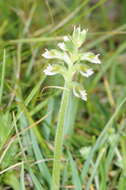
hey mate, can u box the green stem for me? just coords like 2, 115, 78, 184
51, 80, 70, 190
0, 49, 6, 106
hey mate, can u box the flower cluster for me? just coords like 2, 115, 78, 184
42, 26, 101, 101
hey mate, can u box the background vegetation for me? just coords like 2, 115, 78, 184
0, 0, 126, 189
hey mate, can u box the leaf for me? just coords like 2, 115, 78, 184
68, 150, 82, 190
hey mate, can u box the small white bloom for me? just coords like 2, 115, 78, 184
80, 68, 94, 78
73, 87, 87, 101
80, 90, 87, 101
42, 49, 53, 59
82, 52, 101, 64
63, 36, 69, 42
42, 49, 71, 64
42, 49, 63, 60
58, 43, 66, 51
43, 64, 57, 76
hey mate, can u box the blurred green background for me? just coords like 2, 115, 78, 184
0, 0, 126, 189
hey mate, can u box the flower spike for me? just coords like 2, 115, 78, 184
42, 26, 101, 101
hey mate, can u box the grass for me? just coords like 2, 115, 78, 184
0, 0, 126, 189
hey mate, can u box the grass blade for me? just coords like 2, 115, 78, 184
0, 49, 6, 105
68, 150, 82, 190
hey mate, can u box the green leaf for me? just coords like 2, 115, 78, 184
68, 150, 82, 190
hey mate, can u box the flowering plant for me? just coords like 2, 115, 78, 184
43, 26, 101, 102
42, 26, 101, 190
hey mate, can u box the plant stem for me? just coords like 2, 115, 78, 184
51, 80, 70, 190
0, 49, 6, 106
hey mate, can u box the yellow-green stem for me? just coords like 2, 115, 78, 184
51, 80, 70, 190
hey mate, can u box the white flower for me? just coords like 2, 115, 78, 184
42, 49, 53, 59
63, 36, 69, 42
81, 52, 101, 64
79, 90, 87, 101
80, 68, 94, 78
58, 42, 66, 51
42, 49, 71, 64
43, 64, 57, 76
42, 49, 64, 60
73, 87, 87, 101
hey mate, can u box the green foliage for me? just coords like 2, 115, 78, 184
0, 112, 12, 149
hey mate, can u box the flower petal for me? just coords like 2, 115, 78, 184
42, 49, 62, 59
80, 68, 94, 77
73, 86, 87, 101
57, 42, 67, 51
43, 64, 58, 76
42, 49, 52, 59
80, 90, 87, 101
81, 52, 101, 64
42, 49, 71, 64
63, 36, 70, 42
